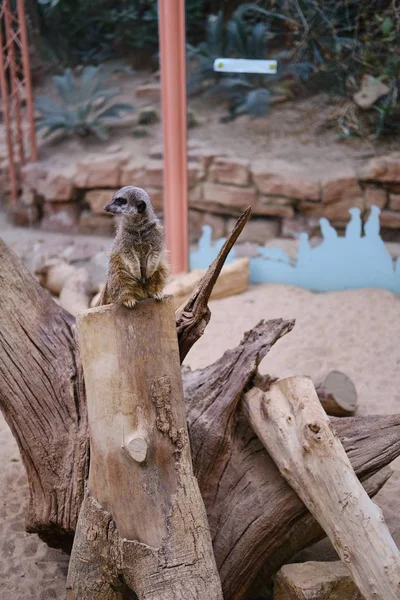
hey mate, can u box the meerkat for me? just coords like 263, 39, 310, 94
96, 186, 169, 308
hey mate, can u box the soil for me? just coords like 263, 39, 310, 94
4, 64, 397, 173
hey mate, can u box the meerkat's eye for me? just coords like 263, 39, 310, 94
137, 201, 146, 214
115, 197, 127, 206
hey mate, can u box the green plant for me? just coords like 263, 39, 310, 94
187, 11, 276, 118
33, 0, 207, 66
35, 65, 134, 140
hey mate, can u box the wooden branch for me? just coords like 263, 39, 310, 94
248, 465, 393, 599
243, 378, 400, 600
316, 370, 358, 417
182, 321, 400, 599
2, 237, 400, 600
0, 238, 87, 548
176, 206, 251, 363
67, 299, 223, 599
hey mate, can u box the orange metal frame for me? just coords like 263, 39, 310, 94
158, 0, 189, 274
0, 0, 37, 204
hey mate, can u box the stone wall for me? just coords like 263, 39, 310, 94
5, 144, 400, 244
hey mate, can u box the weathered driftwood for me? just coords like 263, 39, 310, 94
315, 370, 358, 417
0, 238, 87, 548
175, 206, 251, 363
2, 219, 400, 599
244, 378, 400, 600
165, 257, 249, 308
182, 325, 400, 599
67, 300, 222, 599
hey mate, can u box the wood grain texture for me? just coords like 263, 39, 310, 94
176, 207, 251, 362
67, 299, 223, 599
244, 378, 400, 600
182, 323, 400, 599
0, 238, 88, 548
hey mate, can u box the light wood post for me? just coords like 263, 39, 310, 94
66, 298, 223, 599
244, 377, 400, 600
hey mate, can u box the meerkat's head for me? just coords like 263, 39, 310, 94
104, 186, 153, 219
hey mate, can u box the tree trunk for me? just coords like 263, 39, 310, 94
2, 230, 400, 599
0, 238, 87, 549
244, 378, 400, 600
66, 299, 223, 599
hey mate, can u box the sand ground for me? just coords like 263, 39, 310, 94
1, 223, 400, 598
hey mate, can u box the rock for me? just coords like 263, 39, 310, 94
148, 143, 164, 160
299, 197, 364, 222
379, 210, 400, 229
188, 148, 220, 171
27, 165, 76, 202
137, 106, 160, 125
78, 211, 116, 236
41, 201, 80, 233
120, 160, 147, 187
359, 154, 400, 182
189, 184, 203, 203
274, 561, 363, 600
353, 75, 390, 109
21, 162, 47, 190
61, 241, 109, 264
75, 153, 130, 188
189, 209, 226, 243
8, 202, 39, 227
364, 185, 388, 209
321, 169, 362, 204
135, 83, 161, 100
59, 267, 92, 317
202, 182, 257, 210
39, 260, 77, 295
389, 193, 400, 211
281, 215, 320, 239
144, 160, 164, 188
187, 162, 204, 188
255, 197, 295, 218
227, 216, 280, 245
84, 189, 117, 215
107, 144, 122, 153
187, 109, 200, 128
251, 159, 320, 201
88, 252, 110, 288
209, 157, 250, 186
147, 187, 163, 211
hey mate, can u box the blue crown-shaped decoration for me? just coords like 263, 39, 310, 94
189, 206, 400, 295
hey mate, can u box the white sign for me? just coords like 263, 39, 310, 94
213, 58, 277, 74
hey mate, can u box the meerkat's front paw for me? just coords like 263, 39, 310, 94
123, 298, 137, 309
153, 292, 165, 301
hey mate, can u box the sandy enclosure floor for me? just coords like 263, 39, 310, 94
1, 282, 400, 598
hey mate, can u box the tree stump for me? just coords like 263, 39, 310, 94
66, 299, 223, 599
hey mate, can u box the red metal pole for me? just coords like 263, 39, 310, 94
0, 8, 18, 204
4, 0, 25, 166
17, 0, 38, 162
158, 0, 189, 274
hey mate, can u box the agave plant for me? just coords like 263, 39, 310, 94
35, 65, 134, 140
187, 10, 275, 119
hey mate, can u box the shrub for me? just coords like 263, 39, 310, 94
35, 65, 134, 140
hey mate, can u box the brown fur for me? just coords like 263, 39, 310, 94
97, 186, 169, 308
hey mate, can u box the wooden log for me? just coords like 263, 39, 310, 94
176, 207, 251, 362
66, 299, 223, 599
2, 236, 400, 599
0, 238, 87, 548
243, 378, 400, 600
165, 257, 249, 309
316, 370, 358, 417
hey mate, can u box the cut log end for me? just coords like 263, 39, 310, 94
316, 370, 358, 417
